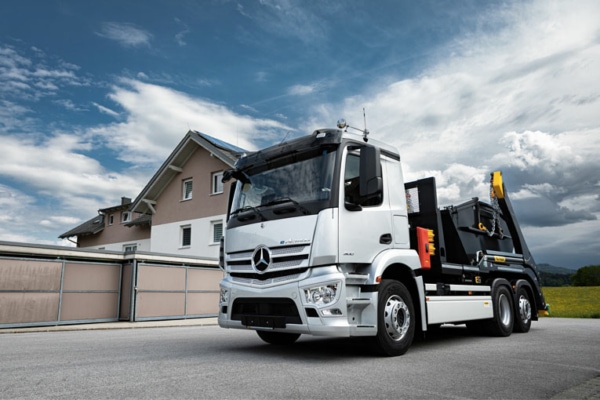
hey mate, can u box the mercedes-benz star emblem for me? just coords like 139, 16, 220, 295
252, 245, 272, 273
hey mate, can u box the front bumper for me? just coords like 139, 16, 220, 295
218, 266, 377, 337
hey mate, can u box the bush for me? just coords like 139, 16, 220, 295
571, 265, 600, 287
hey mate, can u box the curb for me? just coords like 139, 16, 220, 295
0, 317, 219, 334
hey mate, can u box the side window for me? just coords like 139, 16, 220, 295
344, 153, 361, 204
183, 179, 193, 200
212, 171, 224, 195
123, 244, 137, 252
344, 149, 383, 207
181, 225, 191, 248
121, 211, 131, 223
211, 221, 223, 244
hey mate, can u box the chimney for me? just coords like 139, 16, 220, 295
121, 197, 132, 205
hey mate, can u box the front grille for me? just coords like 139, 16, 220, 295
231, 271, 306, 286
226, 244, 310, 276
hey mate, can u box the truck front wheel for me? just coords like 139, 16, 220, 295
371, 280, 415, 356
256, 330, 301, 345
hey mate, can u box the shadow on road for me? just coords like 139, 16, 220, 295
222, 324, 482, 360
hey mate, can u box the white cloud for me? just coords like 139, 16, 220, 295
238, 0, 331, 45
0, 134, 144, 215
288, 84, 317, 96
90, 79, 291, 165
92, 102, 119, 117
0, 44, 88, 103
174, 18, 190, 46
96, 22, 152, 47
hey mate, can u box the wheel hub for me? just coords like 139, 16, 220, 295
384, 295, 410, 341
519, 295, 531, 323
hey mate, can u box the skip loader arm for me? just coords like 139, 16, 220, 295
491, 171, 548, 314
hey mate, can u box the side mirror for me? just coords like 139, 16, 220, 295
359, 145, 382, 198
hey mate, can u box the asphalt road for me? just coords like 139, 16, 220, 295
1, 318, 599, 399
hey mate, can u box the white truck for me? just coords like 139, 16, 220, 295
217, 121, 547, 356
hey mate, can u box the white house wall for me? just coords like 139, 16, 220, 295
150, 215, 225, 259
87, 238, 152, 252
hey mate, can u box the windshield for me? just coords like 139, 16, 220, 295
231, 149, 337, 216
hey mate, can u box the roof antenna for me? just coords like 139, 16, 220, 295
279, 130, 291, 144
336, 108, 370, 142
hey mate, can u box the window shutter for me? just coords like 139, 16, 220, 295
213, 222, 223, 243
183, 179, 193, 200
182, 226, 192, 247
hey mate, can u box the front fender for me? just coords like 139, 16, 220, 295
368, 248, 422, 284
367, 249, 427, 332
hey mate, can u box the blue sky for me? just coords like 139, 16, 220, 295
1, 0, 599, 269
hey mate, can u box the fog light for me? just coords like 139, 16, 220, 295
321, 308, 343, 316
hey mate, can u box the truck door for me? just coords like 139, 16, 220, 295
339, 145, 393, 263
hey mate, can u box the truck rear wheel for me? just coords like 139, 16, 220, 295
485, 284, 514, 336
513, 287, 532, 333
256, 330, 301, 345
371, 280, 415, 356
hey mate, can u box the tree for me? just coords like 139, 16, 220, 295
571, 265, 600, 287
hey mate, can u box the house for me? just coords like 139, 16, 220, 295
58, 197, 151, 252
59, 130, 246, 259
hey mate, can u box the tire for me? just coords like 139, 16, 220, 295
371, 280, 415, 356
256, 330, 301, 345
485, 284, 514, 337
513, 286, 532, 333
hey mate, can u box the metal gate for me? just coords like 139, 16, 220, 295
131, 262, 221, 321
0, 256, 121, 329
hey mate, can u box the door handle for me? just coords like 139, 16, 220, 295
380, 233, 392, 244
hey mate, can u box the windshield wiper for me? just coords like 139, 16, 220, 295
231, 205, 267, 221
260, 197, 310, 215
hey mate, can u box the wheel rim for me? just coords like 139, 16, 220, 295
384, 294, 410, 341
519, 294, 531, 324
498, 293, 512, 327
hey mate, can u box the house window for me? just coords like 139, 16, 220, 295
212, 171, 224, 195
108, 214, 114, 225
121, 211, 131, 223
211, 221, 223, 244
123, 244, 137, 252
181, 225, 192, 248
183, 178, 193, 200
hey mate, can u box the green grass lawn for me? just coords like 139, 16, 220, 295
541, 286, 600, 318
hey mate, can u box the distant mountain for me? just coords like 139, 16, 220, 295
537, 263, 574, 287
537, 263, 577, 274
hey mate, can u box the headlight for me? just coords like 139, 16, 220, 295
303, 282, 339, 307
